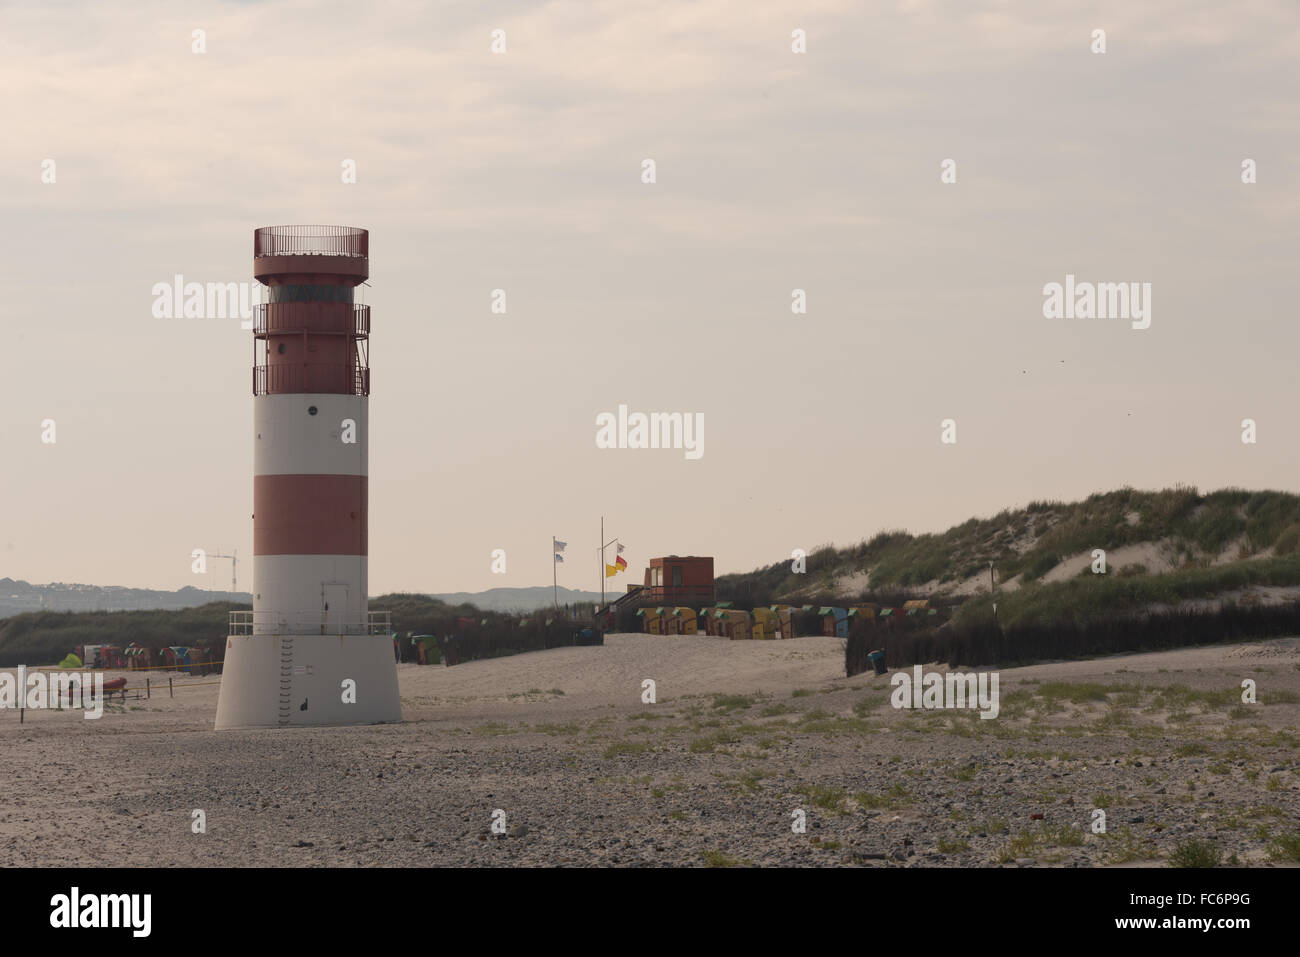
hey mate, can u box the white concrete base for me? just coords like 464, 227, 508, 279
215, 633, 401, 730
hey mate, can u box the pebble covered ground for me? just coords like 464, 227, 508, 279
2, 634, 1297, 867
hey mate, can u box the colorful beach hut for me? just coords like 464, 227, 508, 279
163, 646, 191, 672
718, 609, 752, 640
77, 644, 106, 668
711, 609, 728, 637
636, 607, 666, 635
667, 607, 697, 635
847, 605, 878, 626
768, 604, 796, 639
187, 646, 212, 676
123, 643, 152, 671
703, 601, 735, 637
413, 635, 439, 665
819, 607, 850, 638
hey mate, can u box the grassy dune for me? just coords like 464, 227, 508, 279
719, 486, 1300, 628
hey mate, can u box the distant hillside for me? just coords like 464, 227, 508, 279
717, 486, 1300, 626
0, 578, 601, 620
426, 586, 603, 612
0, 578, 251, 620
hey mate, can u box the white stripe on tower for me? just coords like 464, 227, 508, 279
252, 394, 368, 635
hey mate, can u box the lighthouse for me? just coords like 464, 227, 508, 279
215, 225, 401, 730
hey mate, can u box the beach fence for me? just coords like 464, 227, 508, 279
845, 620, 876, 678
437, 616, 601, 667
845, 600, 1300, 676
5, 667, 226, 721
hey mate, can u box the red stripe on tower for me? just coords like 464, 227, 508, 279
253, 474, 367, 555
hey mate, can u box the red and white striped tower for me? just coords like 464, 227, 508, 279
215, 225, 401, 729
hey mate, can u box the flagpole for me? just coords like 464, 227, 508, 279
553, 536, 558, 612
600, 515, 605, 618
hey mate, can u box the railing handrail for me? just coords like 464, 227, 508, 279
254, 226, 368, 259
636, 585, 716, 603
229, 610, 389, 621
252, 302, 369, 337
253, 362, 370, 397
229, 610, 391, 636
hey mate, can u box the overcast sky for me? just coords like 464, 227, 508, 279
2, 0, 1298, 596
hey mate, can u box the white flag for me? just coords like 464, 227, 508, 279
616, 542, 625, 554
553, 538, 567, 552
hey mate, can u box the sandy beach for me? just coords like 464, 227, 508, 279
2, 633, 1297, 867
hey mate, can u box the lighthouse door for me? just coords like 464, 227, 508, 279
321, 582, 350, 635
